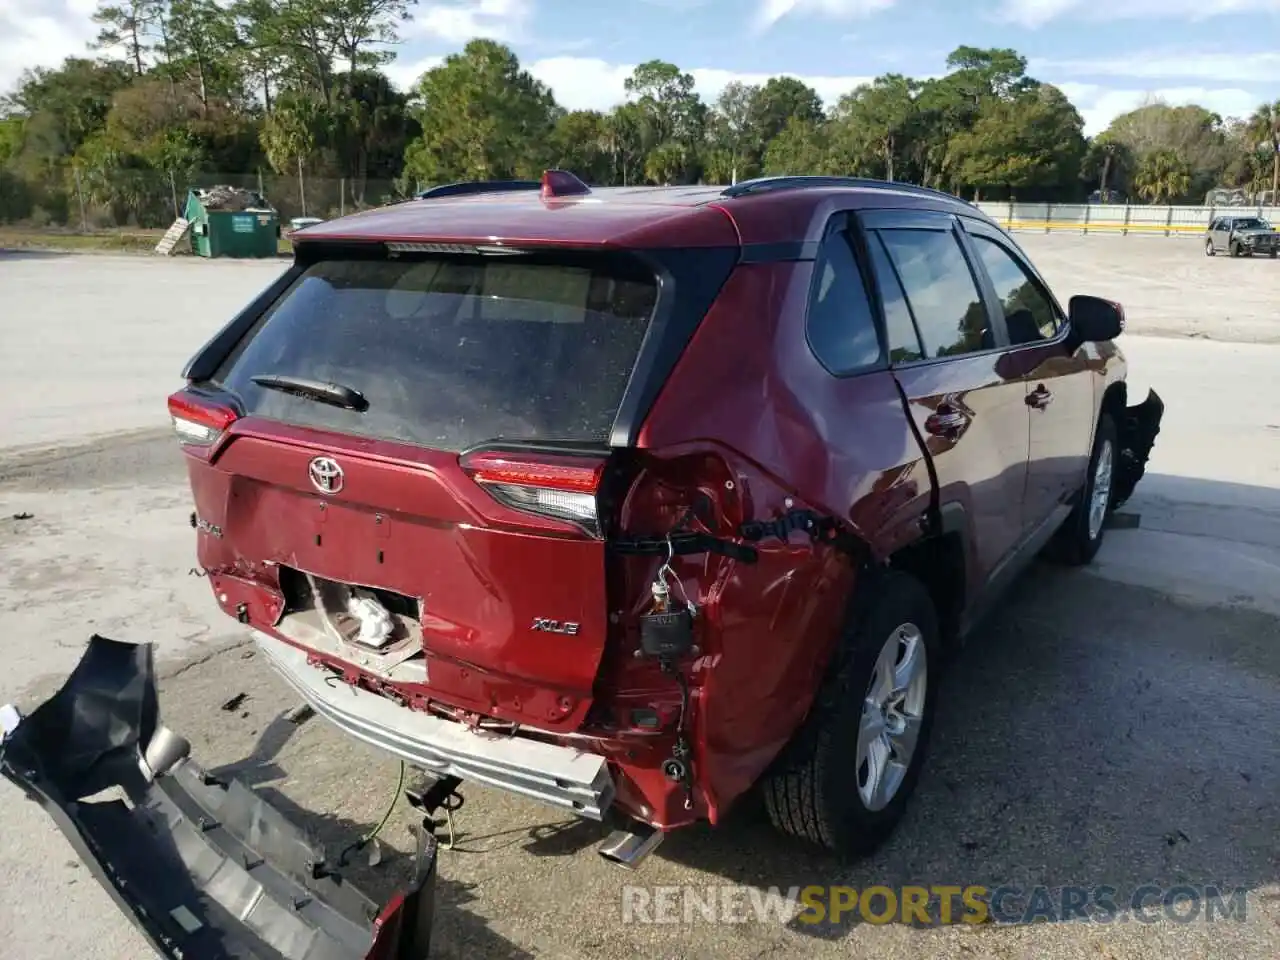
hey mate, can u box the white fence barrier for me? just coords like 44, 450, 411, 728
972, 202, 1280, 238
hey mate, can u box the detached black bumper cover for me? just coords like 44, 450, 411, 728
0, 636, 435, 960
1114, 388, 1164, 508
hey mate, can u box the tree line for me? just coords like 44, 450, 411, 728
0, 0, 1277, 228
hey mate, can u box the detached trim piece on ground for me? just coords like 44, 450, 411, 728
0, 635, 437, 960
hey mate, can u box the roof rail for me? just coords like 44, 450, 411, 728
419, 179, 541, 200
720, 175, 963, 204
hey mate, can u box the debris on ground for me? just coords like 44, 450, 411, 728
286, 703, 315, 725
220, 692, 248, 712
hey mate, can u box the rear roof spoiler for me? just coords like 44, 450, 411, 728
418, 170, 592, 201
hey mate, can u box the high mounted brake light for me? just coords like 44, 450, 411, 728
167, 390, 238, 447
384, 242, 478, 254
384, 241, 529, 256
461, 451, 606, 536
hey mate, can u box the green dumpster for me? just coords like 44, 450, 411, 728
185, 186, 280, 258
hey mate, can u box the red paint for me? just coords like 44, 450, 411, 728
175, 180, 1139, 837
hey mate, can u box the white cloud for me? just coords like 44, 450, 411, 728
1034, 51, 1280, 84
999, 0, 1280, 28
687, 67, 876, 109
388, 53, 875, 111
1056, 81, 1264, 134
524, 57, 636, 110
408, 0, 534, 45
754, 0, 898, 32
531, 59, 877, 112
384, 56, 446, 92
0, 0, 99, 97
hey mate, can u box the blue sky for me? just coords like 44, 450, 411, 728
3, 0, 1279, 133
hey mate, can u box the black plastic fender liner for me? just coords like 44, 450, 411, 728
0, 636, 436, 960
1114, 388, 1165, 508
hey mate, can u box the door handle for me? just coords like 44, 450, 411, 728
1026, 385, 1053, 409
924, 409, 969, 437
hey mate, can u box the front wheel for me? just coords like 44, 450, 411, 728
1048, 413, 1117, 566
1230, 241, 1242, 257
762, 572, 940, 859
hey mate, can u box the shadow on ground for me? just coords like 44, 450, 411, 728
13, 479, 1278, 957
0, 249, 74, 259
650, 562, 1280, 936
173, 560, 1280, 951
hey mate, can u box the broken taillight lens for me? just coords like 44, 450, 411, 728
461, 451, 607, 536
167, 390, 238, 448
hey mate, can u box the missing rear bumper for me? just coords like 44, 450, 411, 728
0, 635, 436, 960
253, 631, 616, 820
1114, 388, 1164, 508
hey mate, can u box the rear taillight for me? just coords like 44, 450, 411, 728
461, 451, 607, 536
167, 390, 238, 448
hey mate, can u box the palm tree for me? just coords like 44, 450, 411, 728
1085, 133, 1130, 194
1247, 101, 1280, 200
1133, 150, 1192, 204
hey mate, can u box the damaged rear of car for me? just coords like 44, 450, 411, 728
169, 192, 746, 847
160, 173, 1164, 874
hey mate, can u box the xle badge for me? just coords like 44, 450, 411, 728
531, 618, 580, 636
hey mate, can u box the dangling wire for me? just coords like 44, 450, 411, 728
337, 760, 406, 867
657, 533, 697, 616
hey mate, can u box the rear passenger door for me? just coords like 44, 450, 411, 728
1214, 218, 1232, 249
860, 209, 1029, 589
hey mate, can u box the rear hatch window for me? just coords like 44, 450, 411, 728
214, 252, 659, 451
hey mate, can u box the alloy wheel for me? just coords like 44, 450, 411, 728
856, 623, 928, 812
1088, 438, 1114, 541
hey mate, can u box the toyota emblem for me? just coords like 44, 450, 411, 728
308, 456, 344, 494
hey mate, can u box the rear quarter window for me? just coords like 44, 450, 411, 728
214, 254, 658, 451
806, 230, 883, 374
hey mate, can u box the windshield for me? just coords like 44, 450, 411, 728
214, 253, 659, 451
1234, 218, 1268, 230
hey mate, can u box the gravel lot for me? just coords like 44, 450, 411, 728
1014, 232, 1280, 344
2, 237, 1279, 960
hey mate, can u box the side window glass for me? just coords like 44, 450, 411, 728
876, 228, 990, 358
867, 233, 923, 362
806, 229, 882, 375
970, 234, 1060, 344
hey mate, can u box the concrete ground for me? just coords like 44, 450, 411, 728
1, 237, 1278, 959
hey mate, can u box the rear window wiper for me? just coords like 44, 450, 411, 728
250, 374, 369, 412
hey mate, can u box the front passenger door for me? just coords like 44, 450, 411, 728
963, 221, 1094, 529
861, 209, 1030, 590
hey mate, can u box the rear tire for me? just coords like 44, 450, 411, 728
1205, 239, 1215, 256
1047, 413, 1117, 566
762, 572, 940, 859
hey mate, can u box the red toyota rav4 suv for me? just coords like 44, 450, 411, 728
169, 172, 1162, 866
